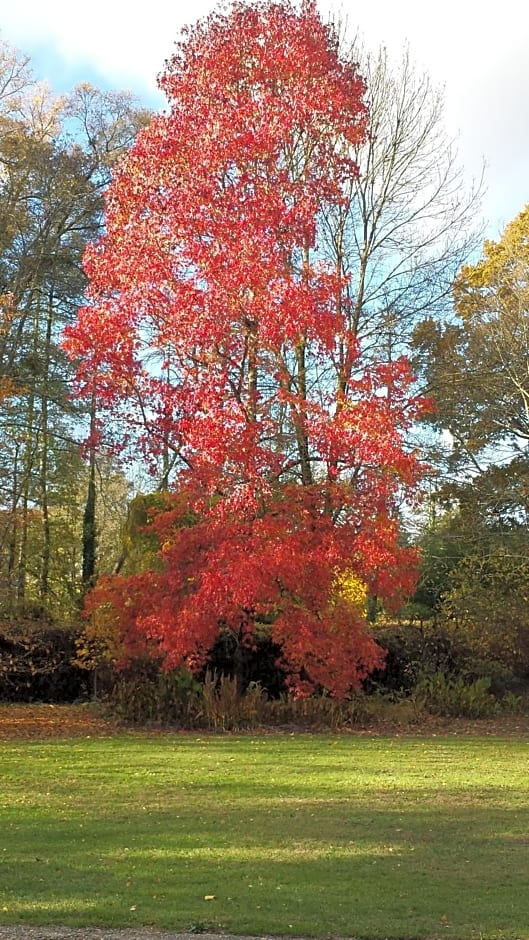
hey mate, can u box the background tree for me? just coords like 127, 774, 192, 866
415, 205, 529, 464
321, 37, 482, 365
67, 0, 427, 697
410, 206, 529, 679
0, 41, 149, 619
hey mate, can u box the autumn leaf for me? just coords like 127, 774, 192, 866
66, 0, 426, 699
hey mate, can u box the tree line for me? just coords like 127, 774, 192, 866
1, 2, 527, 702
0, 41, 149, 620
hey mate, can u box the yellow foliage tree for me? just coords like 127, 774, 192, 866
335, 571, 368, 616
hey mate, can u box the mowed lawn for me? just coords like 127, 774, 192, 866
1, 728, 529, 939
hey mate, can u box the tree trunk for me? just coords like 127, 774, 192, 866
82, 393, 97, 590
38, 291, 54, 601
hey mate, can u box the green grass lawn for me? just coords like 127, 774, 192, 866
1, 730, 528, 939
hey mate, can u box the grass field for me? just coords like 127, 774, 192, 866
1, 727, 528, 939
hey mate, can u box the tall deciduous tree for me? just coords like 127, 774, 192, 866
66, 0, 427, 697
0, 39, 148, 618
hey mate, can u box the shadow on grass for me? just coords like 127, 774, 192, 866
1, 795, 529, 939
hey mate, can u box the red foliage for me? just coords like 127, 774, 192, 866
66, 0, 428, 697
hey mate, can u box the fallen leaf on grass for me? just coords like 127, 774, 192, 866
0, 704, 118, 740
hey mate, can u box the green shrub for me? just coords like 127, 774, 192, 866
458, 655, 524, 697
366, 623, 473, 695
500, 690, 524, 713
413, 671, 499, 719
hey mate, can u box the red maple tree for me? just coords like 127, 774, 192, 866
65, 0, 427, 697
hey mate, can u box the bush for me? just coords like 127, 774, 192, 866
204, 629, 288, 698
110, 664, 203, 726
0, 618, 90, 702
267, 691, 366, 729
441, 550, 529, 676
366, 623, 472, 695
109, 664, 368, 731
413, 672, 499, 719
461, 656, 524, 697
200, 673, 270, 730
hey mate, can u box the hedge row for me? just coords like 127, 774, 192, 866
0, 619, 90, 702
0, 618, 524, 706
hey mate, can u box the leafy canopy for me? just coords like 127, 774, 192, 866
66, 0, 426, 697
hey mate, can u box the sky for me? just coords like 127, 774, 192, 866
1, 0, 528, 240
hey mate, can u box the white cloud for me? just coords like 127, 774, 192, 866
2, 0, 212, 96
